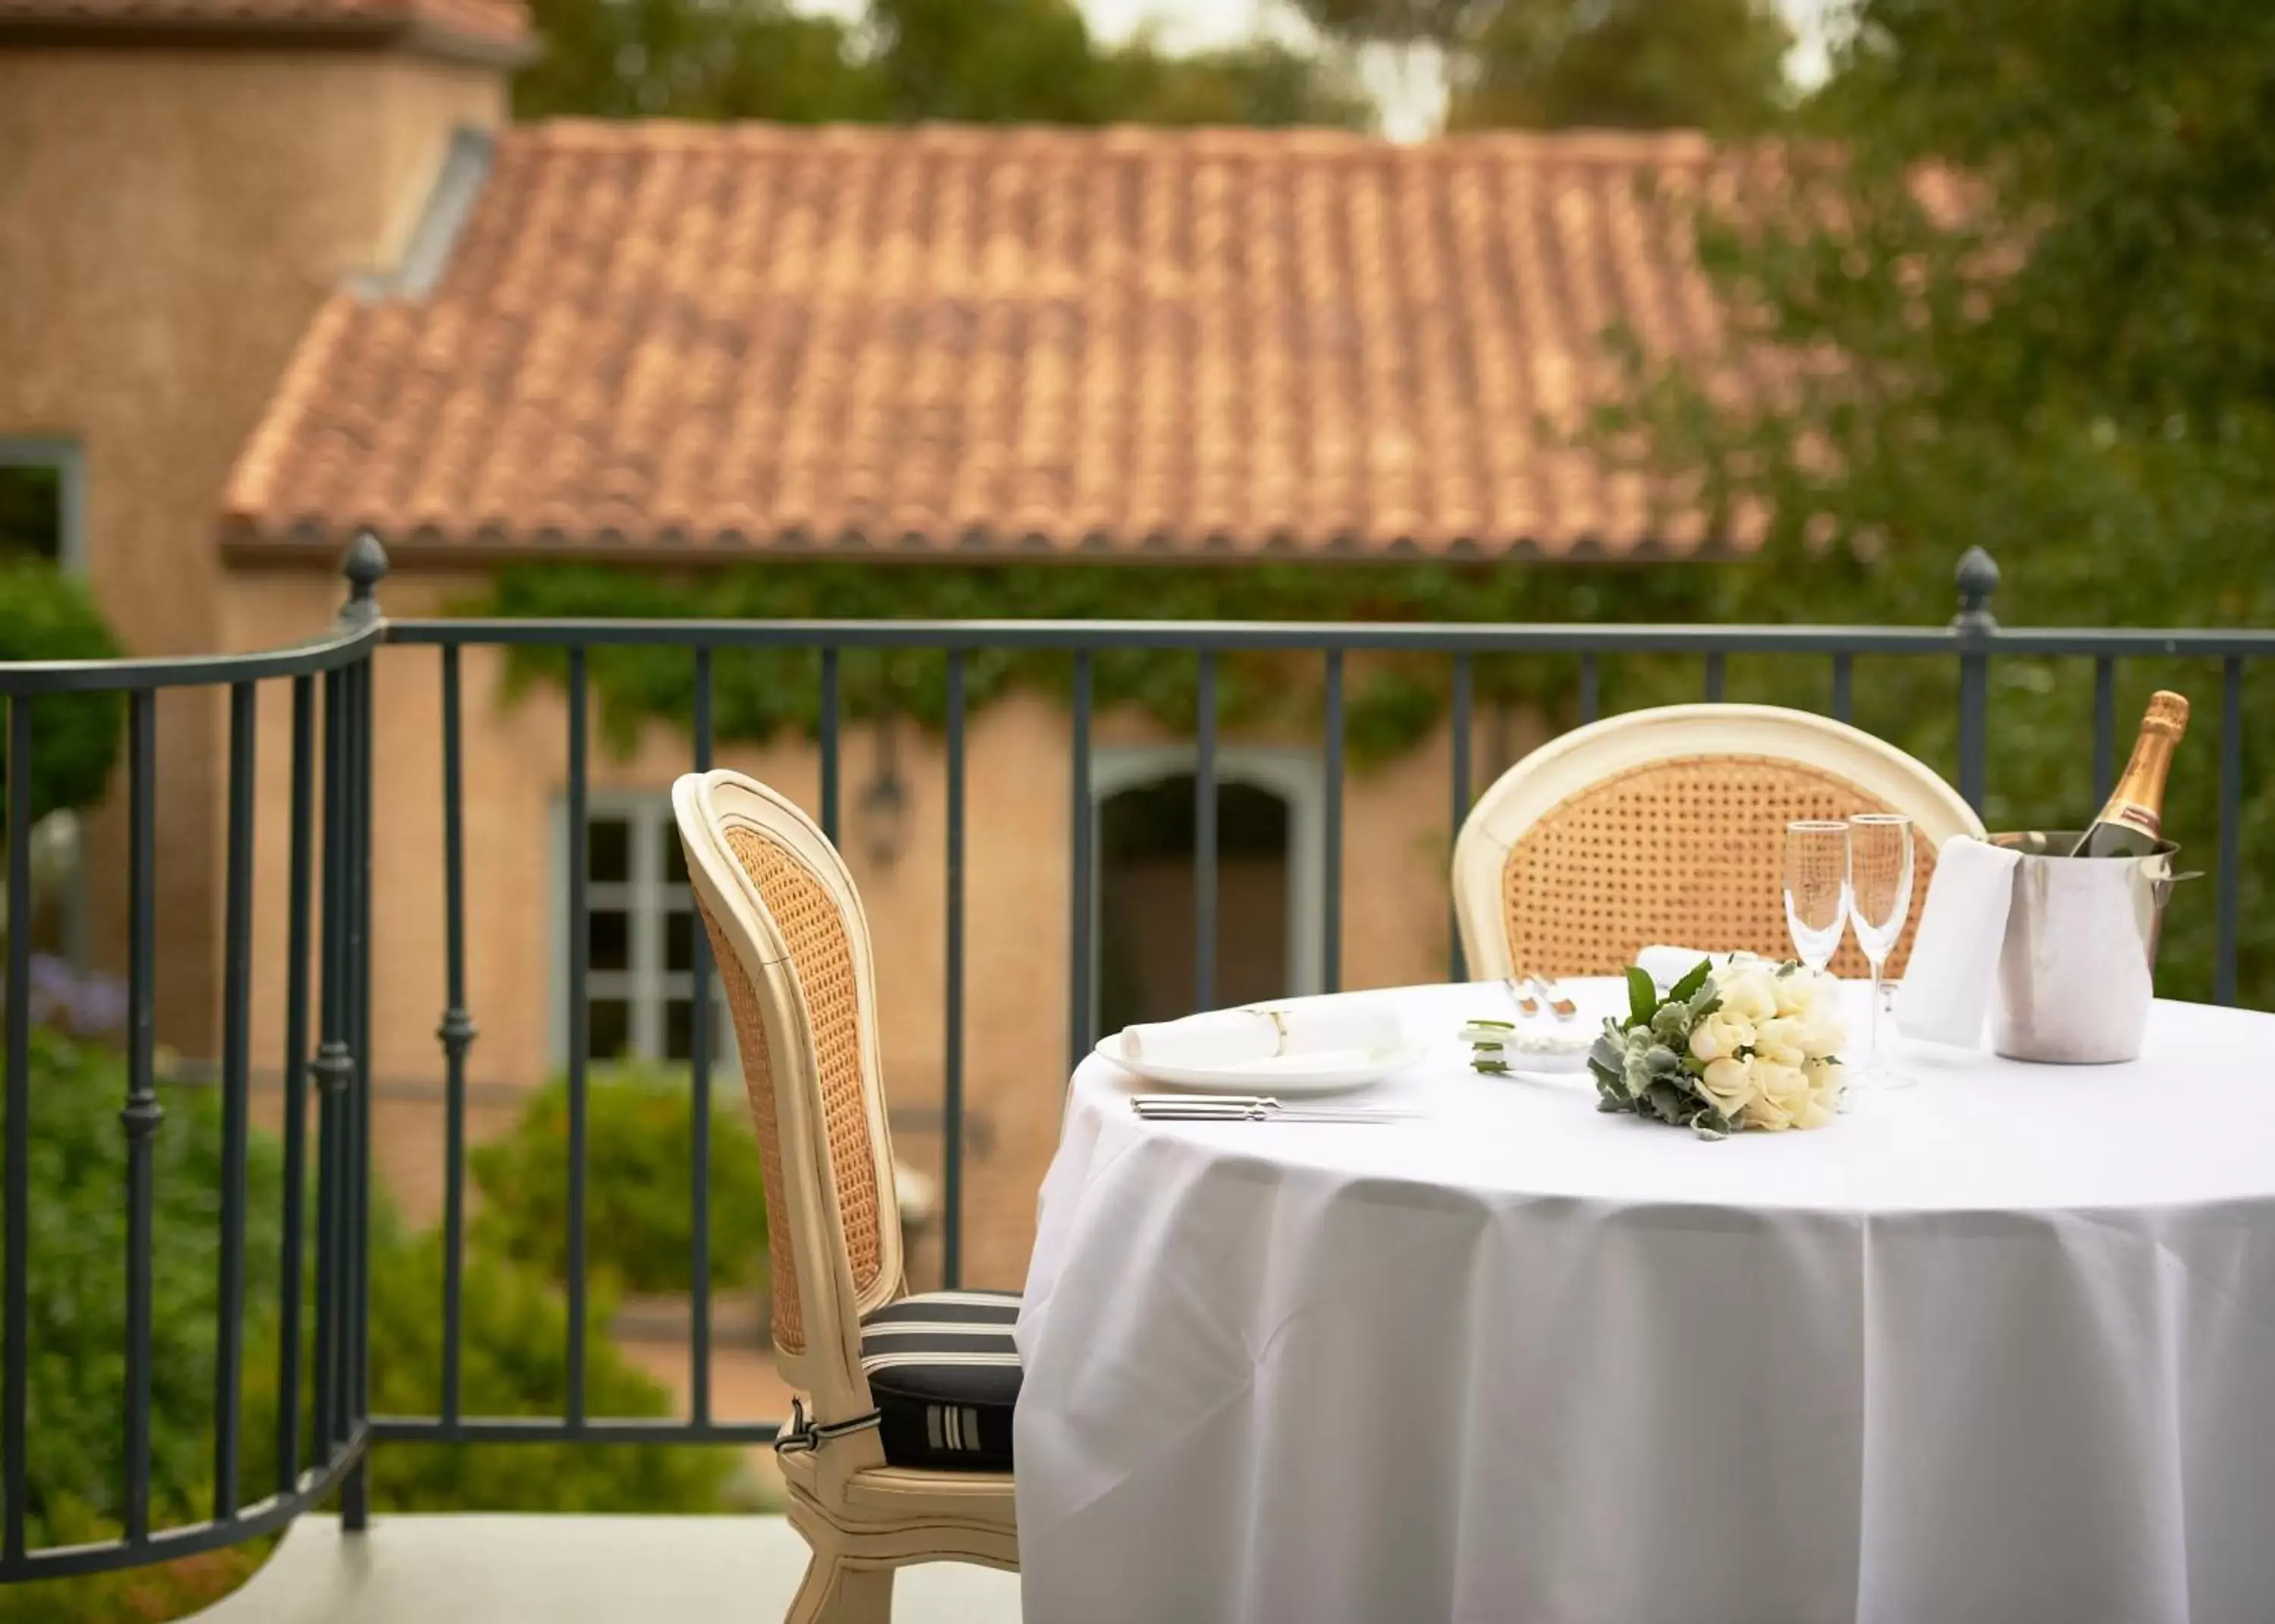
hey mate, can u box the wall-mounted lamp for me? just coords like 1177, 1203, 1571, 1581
855, 711, 911, 868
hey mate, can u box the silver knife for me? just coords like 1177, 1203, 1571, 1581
1132, 1099, 1416, 1124
1131, 1093, 1422, 1115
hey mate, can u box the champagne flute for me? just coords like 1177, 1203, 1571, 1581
1783, 821, 1851, 973
1845, 813, 1916, 1088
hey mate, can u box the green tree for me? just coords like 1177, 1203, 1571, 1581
1598, 0, 2275, 1005
513, 0, 884, 121
513, 0, 1373, 128
1448, 0, 1792, 131
1290, 0, 1791, 131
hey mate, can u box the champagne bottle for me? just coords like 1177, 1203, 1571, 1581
2068, 691, 2189, 857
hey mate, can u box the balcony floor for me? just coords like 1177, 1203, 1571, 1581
194, 1513, 1023, 1623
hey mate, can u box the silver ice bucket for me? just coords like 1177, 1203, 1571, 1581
1988, 832, 2186, 1064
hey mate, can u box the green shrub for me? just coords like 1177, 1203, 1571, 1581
0, 560, 123, 821
0, 1032, 739, 1622
470, 1061, 769, 1296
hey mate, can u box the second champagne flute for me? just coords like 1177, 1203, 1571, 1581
1845, 812, 1916, 1089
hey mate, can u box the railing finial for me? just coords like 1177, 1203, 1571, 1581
1953, 546, 2000, 632
340, 531, 390, 625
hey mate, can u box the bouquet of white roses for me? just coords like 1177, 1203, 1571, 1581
1588, 957, 1847, 1140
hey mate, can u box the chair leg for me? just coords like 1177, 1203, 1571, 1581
786, 1549, 894, 1624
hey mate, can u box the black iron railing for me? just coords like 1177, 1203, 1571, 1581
0, 541, 385, 1579
1, 535, 2270, 1580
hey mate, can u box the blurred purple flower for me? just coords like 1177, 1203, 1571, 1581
24, 954, 127, 1038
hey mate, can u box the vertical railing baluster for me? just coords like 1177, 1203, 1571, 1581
121, 692, 159, 1541
1953, 547, 2000, 816
312, 672, 345, 1460
276, 676, 313, 1494
1068, 651, 1094, 1077
943, 651, 966, 1290
212, 682, 256, 1519
1831, 654, 1853, 723
1578, 654, 1600, 726
3, 697, 33, 1563
820, 647, 841, 845
2216, 657, 2243, 1007
1194, 651, 1217, 1011
344, 654, 375, 1528
565, 649, 589, 1426
438, 646, 473, 1427
1703, 651, 1726, 702
1449, 653, 1473, 981
689, 648, 713, 1427
1323, 650, 1344, 995
2092, 656, 2117, 805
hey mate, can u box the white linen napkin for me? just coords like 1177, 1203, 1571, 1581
1634, 945, 1740, 993
1894, 834, 2023, 1049
1119, 1002, 1403, 1071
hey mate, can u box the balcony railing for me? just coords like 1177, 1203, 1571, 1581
1, 535, 2268, 1582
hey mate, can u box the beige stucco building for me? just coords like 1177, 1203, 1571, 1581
5, 5, 1735, 1293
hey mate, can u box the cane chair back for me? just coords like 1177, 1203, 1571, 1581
1454, 705, 1984, 983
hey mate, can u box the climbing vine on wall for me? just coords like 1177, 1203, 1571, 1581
472, 560, 1718, 767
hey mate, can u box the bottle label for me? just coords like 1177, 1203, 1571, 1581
2108, 801, 2161, 839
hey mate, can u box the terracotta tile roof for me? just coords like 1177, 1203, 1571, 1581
0, 0, 529, 49
225, 121, 1774, 563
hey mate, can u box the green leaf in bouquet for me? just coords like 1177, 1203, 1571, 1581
1624, 966, 1658, 1028
1668, 958, 1714, 1004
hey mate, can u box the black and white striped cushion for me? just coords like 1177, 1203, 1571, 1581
858, 1290, 1021, 1471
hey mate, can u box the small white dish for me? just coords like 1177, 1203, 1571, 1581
1094, 1036, 1426, 1097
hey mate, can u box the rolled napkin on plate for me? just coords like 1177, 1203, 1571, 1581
1119, 1002, 1404, 1074
1894, 833, 2023, 1049
1633, 945, 1743, 994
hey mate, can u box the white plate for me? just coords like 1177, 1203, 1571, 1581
1092, 1036, 1428, 1097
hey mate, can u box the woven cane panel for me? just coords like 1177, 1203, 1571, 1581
721, 826, 886, 1306
1498, 754, 1938, 980
698, 904, 807, 1355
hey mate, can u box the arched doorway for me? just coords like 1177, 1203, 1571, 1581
1092, 748, 1322, 1033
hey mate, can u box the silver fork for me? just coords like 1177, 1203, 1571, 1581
1527, 975, 1579, 1022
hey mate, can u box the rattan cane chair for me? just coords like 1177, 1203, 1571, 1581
1453, 704, 1985, 983
673, 770, 1017, 1624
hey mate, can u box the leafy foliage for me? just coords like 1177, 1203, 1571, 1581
513, 0, 1372, 129
1290, 0, 1792, 132
1446, 0, 1793, 132
475, 558, 1714, 770
0, 559, 122, 822
351, 1226, 739, 1513
1597, 0, 2275, 1009
1586, 958, 1734, 1134
471, 1063, 770, 1296
0, 1030, 736, 1622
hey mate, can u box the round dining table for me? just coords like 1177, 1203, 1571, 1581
1013, 980, 2275, 1624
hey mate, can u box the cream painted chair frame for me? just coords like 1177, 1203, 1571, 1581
674, 770, 1016, 1624
1453, 704, 1985, 982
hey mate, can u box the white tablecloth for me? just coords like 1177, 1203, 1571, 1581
1015, 981, 2275, 1624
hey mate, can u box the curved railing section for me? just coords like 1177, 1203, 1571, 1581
0, 542, 386, 1581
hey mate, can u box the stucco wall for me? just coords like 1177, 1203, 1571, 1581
0, 45, 506, 1047
221, 568, 1527, 1292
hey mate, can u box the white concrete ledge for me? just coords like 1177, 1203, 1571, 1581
193, 1513, 1021, 1622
